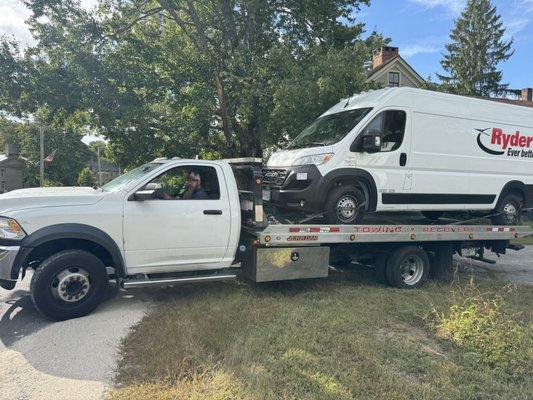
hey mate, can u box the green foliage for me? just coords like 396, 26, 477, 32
77, 166, 96, 186
438, 0, 514, 96
432, 280, 531, 375
0, 0, 385, 168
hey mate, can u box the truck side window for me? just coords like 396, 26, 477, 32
362, 110, 406, 152
145, 165, 220, 200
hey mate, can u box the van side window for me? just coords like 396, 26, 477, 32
362, 110, 406, 152
143, 165, 220, 200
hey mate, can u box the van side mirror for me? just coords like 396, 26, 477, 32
352, 129, 382, 153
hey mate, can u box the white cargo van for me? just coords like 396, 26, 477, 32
263, 87, 533, 224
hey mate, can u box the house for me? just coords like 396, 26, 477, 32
87, 159, 121, 184
0, 144, 25, 193
366, 46, 426, 88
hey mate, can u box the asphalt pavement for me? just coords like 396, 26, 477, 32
0, 246, 531, 400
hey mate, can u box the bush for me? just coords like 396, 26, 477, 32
431, 280, 532, 376
77, 167, 96, 186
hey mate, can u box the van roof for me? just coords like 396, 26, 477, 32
324, 87, 533, 126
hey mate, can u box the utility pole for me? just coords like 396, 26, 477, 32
97, 145, 102, 186
39, 125, 44, 187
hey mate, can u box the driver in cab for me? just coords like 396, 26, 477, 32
164, 170, 208, 200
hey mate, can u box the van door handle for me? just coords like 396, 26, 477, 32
203, 209, 223, 215
399, 153, 407, 167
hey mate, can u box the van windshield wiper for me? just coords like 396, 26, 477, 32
305, 141, 326, 147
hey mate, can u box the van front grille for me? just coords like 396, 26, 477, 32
262, 169, 287, 186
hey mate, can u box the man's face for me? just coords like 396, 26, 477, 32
187, 173, 200, 190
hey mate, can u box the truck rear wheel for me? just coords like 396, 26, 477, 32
30, 250, 109, 321
324, 185, 365, 225
385, 246, 430, 289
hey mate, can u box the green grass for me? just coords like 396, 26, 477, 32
517, 235, 533, 245
110, 267, 533, 400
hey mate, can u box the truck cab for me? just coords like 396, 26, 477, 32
0, 159, 241, 319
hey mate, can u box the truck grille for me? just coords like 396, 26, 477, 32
262, 169, 287, 186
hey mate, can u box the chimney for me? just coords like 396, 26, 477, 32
373, 46, 399, 69
521, 88, 533, 102
4, 143, 20, 157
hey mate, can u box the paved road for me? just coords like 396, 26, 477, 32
0, 246, 531, 400
0, 277, 150, 400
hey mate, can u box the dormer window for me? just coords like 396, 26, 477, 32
388, 71, 400, 87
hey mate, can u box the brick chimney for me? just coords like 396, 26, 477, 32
373, 46, 399, 69
521, 88, 533, 102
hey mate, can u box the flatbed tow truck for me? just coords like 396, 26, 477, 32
0, 157, 531, 320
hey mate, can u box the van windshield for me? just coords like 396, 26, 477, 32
286, 108, 372, 150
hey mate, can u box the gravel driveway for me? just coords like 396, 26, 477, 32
1, 246, 531, 400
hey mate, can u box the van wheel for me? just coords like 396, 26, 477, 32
324, 185, 365, 224
491, 192, 523, 225
422, 211, 443, 221
30, 250, 109, 321
385, 246, 430, 289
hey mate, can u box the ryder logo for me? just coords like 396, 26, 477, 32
475, 127, 533, 158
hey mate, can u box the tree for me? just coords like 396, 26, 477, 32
77, 167, 96, 186
0, 0, 386, 167
438, 0, 513, 97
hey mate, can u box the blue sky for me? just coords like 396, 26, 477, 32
356, 0, 533, 89
0, 0, 531, 89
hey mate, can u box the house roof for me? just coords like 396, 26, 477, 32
366, 55, 426, 85
0, 154, 27, 165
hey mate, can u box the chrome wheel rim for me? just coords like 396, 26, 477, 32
400, 256, 424, 285
51, 267, 91, 303
336, 195, 358, 222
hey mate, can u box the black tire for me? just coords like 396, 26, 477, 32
385, 246, 430, 289
422, 211, 444, 221
30, 250, 109, 321
374, 252, 390, 284
324, 185, 366, 225
491, 192, 523, 225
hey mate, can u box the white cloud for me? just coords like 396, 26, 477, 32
399, 36, 448, 58
0, 0, 99, 47
408, 0, 465, 14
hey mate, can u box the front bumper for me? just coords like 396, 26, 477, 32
0, 245, 20, 289
262, 165, 325, 212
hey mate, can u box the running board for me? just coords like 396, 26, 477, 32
122, 273, 237, 288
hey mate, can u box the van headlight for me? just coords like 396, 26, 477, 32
0, 217, 26, 240
292, 153, 334, 166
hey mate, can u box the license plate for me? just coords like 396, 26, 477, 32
262, 190, 271, 201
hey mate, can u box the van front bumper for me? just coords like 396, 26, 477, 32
0, 245, 20, 290
262, 165, 325, 212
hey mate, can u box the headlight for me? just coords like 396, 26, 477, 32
292, 153, 334, 166
0, 217, 26, 240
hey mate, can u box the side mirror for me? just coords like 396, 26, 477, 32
133, 189, 155, 201
132, 183, 163, 201
356, 129, 382, 153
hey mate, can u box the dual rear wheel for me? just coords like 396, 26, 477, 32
374, 246, 430, 289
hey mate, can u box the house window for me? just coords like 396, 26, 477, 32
0, 169, 4, 178
388, 71, 400, 87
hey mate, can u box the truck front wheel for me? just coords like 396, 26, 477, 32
30, 250, 109, 321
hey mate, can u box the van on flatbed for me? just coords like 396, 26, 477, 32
263, 87, 533, 225
0, 158, 531, 320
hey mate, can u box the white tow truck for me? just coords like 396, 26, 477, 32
0, 158, 531, 320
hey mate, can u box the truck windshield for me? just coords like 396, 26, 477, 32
102, 162, 162, 192
286, 108, 372, 150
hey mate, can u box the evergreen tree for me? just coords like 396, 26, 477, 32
438, 0, 513, 97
